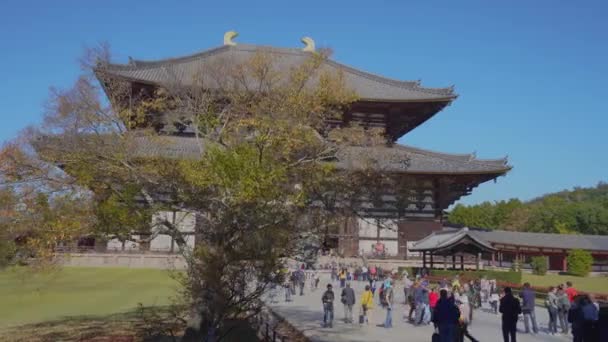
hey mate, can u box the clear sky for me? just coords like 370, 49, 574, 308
1, 0, 607, 205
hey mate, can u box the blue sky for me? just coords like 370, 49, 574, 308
1, 0, 607, 205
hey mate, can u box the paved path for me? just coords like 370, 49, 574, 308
266, 275, 571, 342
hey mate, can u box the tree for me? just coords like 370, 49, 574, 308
1, 46, 398, 340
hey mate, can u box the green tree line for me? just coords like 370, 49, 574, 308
447, 182, 608, 235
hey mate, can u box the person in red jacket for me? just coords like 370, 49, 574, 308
429, 286, 439, 322
565, 281, 577, 303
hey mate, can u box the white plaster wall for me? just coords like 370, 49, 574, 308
378, 219, 398, 238
150, 234, 173, 251
358, 218, 398, 238
381, 240, 399, 256
358, 218, 378, 238
107, 238, 123, 251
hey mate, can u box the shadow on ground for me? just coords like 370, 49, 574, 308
0, 309, 262, 342
0, 309, 171, 342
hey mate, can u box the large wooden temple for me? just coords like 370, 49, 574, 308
96, 33, 511, 257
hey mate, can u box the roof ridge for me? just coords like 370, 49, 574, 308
395, 144, 509, 167
484, 229, 608, 239
105, 45, 231, 70
102, 43, 456, 97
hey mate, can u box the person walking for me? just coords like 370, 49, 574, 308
545, 286, 559, 335
433, 289, 460, 342
284, 277, 292, 302
339, 269, 347, 288
408, 281, 419, 322
429, 286, 439, 323
382, 279, 394, 328
360, 284, 374, 325
457, 295, 479, 342
322, 284, 335, 328
499, 287, 521, 342
403, 275, 413, 305
489, 288, 500, 314
416, 284, 431, 325
297, 268, 306, 296
464, 282, 475, 323
341, 282, 356, 323
519, 282, 539, 334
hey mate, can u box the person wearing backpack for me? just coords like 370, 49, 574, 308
556, 285, 571, 334
545, 286, 559, 335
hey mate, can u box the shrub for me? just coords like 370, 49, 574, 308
530, 256, 548, 275
397, 266, 414, 277
0, 239, 16, 269
567, 249, 593, 277
430, 269, 522, 284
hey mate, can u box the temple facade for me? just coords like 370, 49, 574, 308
96, 33, 511, 257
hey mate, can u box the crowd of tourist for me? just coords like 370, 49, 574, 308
272, 261, 605, 341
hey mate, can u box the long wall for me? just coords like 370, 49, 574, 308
58, 253, 187, 269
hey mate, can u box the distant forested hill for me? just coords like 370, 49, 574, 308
447, 182, 608, 235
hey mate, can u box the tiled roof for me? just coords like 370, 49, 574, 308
421, 227, 608, 252
473, 230, 608, 252
337, 145, 510, 174
410, 228, 497, 252
97, 44, 456, 102
125, 135, 509, 175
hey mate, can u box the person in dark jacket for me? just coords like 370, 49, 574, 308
569, 294, 599, 342
341, 282, 356, 323
322, 284, 335, 328
433, 289, 460, 342
499, 287, 521, 342
519, 282, 538, 334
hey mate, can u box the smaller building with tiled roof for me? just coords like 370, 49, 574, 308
413, 226, 608, 271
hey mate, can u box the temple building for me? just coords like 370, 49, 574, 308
96, 32, 511, 257
412, 226, 608, 272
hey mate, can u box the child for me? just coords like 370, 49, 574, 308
489, 288, 500, 314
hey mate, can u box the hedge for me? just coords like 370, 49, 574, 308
530, 256, 548, 276
567, 249, 593, 277
429, 269, 522, 284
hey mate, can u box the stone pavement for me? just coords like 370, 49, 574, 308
266, 275, 571, 342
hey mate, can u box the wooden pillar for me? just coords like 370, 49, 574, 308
430, 253, 434, 269
476, 253, 480, 271
491, 252, 496, 267
444, 256, 447, 270
460, 255, 464, 271
562, 252, 568, 272
499, 252, 503, 267
452, 255, 456, 270
423, 251, 427, 269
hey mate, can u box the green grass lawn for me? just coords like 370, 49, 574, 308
0, 266, 178, 329
522, 273, 608, 293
